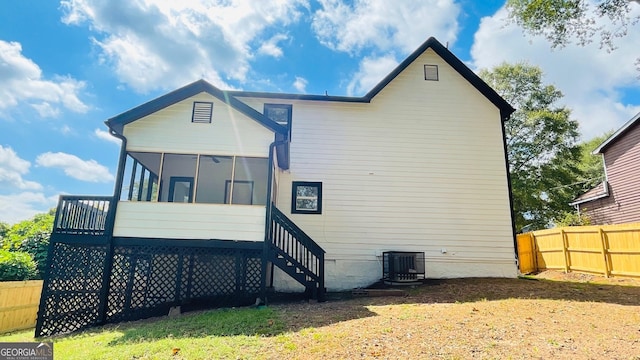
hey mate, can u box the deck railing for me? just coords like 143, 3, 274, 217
269, 204, 325, 299
53, 195, 114, 236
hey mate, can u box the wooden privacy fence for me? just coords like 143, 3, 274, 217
0, 280, 43, 334
517, 223, 640, 278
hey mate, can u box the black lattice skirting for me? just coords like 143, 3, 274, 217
35, 236, 263, 337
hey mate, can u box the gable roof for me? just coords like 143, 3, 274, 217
106, 79, 288, 135
229, 37, 515, 121
364, 37, 515, 120
106, 37, 514, 136
592, 111, 640, 154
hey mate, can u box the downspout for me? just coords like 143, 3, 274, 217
107, 129, 128, 235
261, 139, 288, 302
98, 128, 127, 324
500, 112, 519, 271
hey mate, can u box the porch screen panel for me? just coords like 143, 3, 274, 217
122, 152, 161, 202
195, 156, 233, 204
160, 154, 197, 202
232, 157, 269, 205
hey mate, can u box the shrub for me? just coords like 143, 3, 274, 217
0, 250, 37, 281
18, 231, 50, 279
555, 211, 591, 227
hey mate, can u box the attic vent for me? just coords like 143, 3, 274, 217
424, 65, 439, 81
192, 101, 213, 123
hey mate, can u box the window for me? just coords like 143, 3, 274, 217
264, 103, 292, 138
291, 181, 322, 214
424, 65, 439, 81
192, 101, 213, 123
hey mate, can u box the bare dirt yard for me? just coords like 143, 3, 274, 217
265, 271, 640, 359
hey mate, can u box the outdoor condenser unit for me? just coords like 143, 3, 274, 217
382, 251, 426, 282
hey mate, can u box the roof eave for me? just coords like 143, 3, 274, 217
105, 80, 287, 136
592, 111, 640, 154
569, 182, 610, 206
226, 91, 369, 103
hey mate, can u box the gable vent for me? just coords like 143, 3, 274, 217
192, 101, 213, 123
424, 65, 439, 81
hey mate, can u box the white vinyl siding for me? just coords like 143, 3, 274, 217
255, 49, 515, 289
123, 92, 273, 157
113, 202, 266, 241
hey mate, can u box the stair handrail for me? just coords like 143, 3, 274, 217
270, 204, 325, 256
268, 203, 325, 297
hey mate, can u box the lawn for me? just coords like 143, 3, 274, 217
2, 271, 640, 359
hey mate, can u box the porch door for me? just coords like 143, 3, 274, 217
168, 177, 194, 203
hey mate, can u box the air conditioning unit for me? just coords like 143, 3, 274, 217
382, 251, 425, 283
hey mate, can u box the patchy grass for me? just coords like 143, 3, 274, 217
2, 271, 640, 359
1, 307, 285, 359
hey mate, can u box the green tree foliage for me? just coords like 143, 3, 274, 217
479, 63, 583, 232
1, 210, 54, 279
0, 249, 37, 281
1, 211, 54, 249
555, 211, 592, 227
506, 0, 640, 52
0, 222, 9, 240
576, 131, 614, 192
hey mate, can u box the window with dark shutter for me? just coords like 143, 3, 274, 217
192, 101, 213, 123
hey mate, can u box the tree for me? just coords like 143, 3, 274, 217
479, 63, 583, 232
576, 131, 614, 192
506, 0, 640, 54
1, 210, 55, 279
0, 222, 9, 241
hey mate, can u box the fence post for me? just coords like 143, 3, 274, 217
530, 232, 538, 272
561, 229, 570, 273
598, 227, 610, 278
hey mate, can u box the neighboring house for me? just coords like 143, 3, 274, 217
36, 37, 517, 336
571, 111, 640, 224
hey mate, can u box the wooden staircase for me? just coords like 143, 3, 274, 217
267, 204, 325, 301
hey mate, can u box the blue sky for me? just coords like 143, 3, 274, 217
1, 0, 639, 223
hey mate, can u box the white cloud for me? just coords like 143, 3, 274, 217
346, 55, 398, 96
293, 76, 308, 93
94, 128, 122, 145
36, 152, 114, 183
60, 125, 72, 135
61, 0, 309, 92
258, 34, 289, 58
471, 6, 640, 140
0, 192, 56, 224
312, 0, 460, 55
0, 40, 89, 117
0, 146, 42, 190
